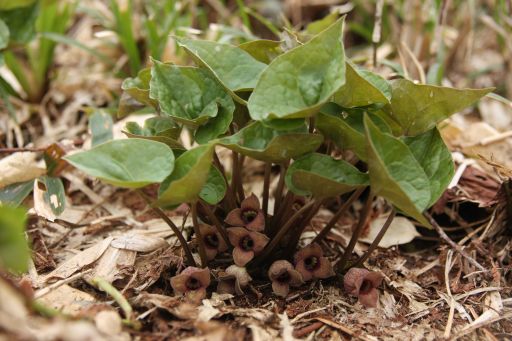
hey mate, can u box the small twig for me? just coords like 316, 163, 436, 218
136, 190, 196, 267
401, 41, 426, 84
0, 146, 47, 153
312, 188, 365, 244
262, 162, 271, 219
372, 0, 385, 68
34, 269, 93, 299
339, 192, 375, 270
424, 212, 485, 271
293, 321, 324, 338
191, 202, 208, 267
353, 209, 396, 268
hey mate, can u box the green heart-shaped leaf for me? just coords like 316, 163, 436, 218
388, 79, 493, 135
0, 205, 29, 273
364, 114, 431, 226
200, 166, 226, 205
238, 39, 283, 64
334, 61, 391, 108
403, 128, 454, 208
150, 61, 234, 143
89, 110, 113, 147
64, 139, 175, 188
157, 144, 215, 206
176, 37, 267, 103
216, 121, 323, 163
121, 67, 157, 110
316, 108, 390, 161
286, 153, 368, 198
248, 17, 346, 120
124, 117, 184, 150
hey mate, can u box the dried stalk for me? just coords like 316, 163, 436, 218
339, 192, 375, 270
262, 162, 271, 218
312, 188, 365, 244
136, 190, 196, 267
353, 209, 396, 268
424, 212, 485, 271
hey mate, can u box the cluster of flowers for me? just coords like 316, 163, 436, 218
170, 194, 383, 307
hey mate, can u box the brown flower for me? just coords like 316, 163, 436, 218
225, 193, 265, 232
294, 243, 334, 281
199, 224, 228, 260
268, 260, 304, 297
170, 267, 211, 303
343, 267, 383, 308
217, 265, 252, 295
227, 227, 269, 266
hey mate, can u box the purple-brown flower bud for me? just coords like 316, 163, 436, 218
225, 193, 265, 232
217, 265, 252, 295
294, 243, 334, 281
170, 267, 211, 303
343, 267, 383, 308
268, 260, 303, 297
199, 224, 228, 260
227, 227, 269, 266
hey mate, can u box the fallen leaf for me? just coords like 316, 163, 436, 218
85, 245, 136, 283
360, 215, 419, 248
0, 152, 46, 189
94, 310, 123, 336
40, 237, 114, 284
111, 233, 168, 252
36, 284, 96, 316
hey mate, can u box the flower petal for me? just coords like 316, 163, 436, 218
343, 268, 369, 296
268, 260, 294, 281
233, 247, 254, 266
225, 208, 245, 226
192, 267, 211, 287
226, 265, 252, 287
295, 260, 313, 282
199, 224, 215, 236
272, 281, 290, 298
204, 246, 218, 261
242, 193, 261, 211
313, 257, 335, 279
249, 231, 270, 253
217, 231, 229, 252
170, 274, 188, 294
217, 277, 236, 295
358, 288, 379, 308
246, 210, 265, 232
186, 287, 207, 304
366, 271, 384, 287
227, 227, 248, 246
288, 269, 304, 287
294, 243, 323, 264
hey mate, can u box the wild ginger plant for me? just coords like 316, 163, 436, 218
63, 17, 493, 301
